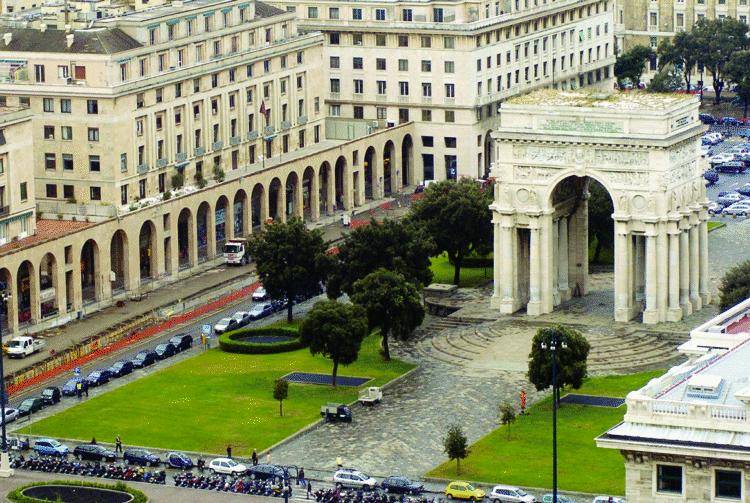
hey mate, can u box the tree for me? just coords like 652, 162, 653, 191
693, 17, 749, 104
647, 67, 683, 93
350, 269, 425, 361
614, 45, 653, 86
443, 424, 469, 474
273, 379, 289, 417
498, 402, 516, 440
588, 181, 614, 264
657, 31, 699, 90
527, 326, 591, 405
718, 260, 750, 311
409, 179, 492, 285
327, 218, 435, 298
725, 51, 750, 118
300, 300, 368, 386
248, 218, 330, 322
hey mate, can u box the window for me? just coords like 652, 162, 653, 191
307, 6, 318, 18
354, 79, 364, 94
399, 59, 409, 71
120, 185, 128, 205
57, 65, 69, 79
353, 33, 363, 45
139, 179, 146, 199
353, 57, 363, 69
421, 36, 431, 48
376, 34, 386, 46
353, 106, 364, 119
376, 58, 386, 70
656, 465, 682, 495
120, 153, 127, 173
89, 155, 101, 172
445, 137, 457, 148
445, 110, 455, 122
45, 153, 56, 170
421, 60, 431, 72
433, 7, 444, 22
88, 128, 99, 142
445, 83, 455, 97
402, 9, 412, 21
377, 107, 387, 119
352, 8, 362, 19
63, 154, 73, 171
445, 61, 455, 73
421, 110, 432, 121
61, 99, 71, 113
46, 184, 57, 198
43, 126, 55, 140
421, 136, 434, 147
377, 81, 387, 94
330, 56, 340, 69
329, 33, 340, 45
375, 8, 386, 20
34, 64, 45, 83
444, 36, 455, 49
74, 65, 86, 80
64, 185, 74, 199
43, 98, 54, 112
330, 79, 341, 93
398, 35, 408, 47
329, 7, 339, 19
330, 105, 341, 117
715, 470, 742, 500
422, 83, 432, 96
87, 99, 98, 114
62, 126, 72, 140
90, 186, 101, 201
20, 182, 27, 201
399, 81, 409, 95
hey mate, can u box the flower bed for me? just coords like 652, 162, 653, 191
219, 327, 305, 354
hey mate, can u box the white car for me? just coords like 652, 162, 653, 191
592, 497, 625, 503
489, 485, 535, 503
252, 286, 268, 301
333, 468, 378, 491
209, 457, 247, 475
700, 145, 711, 157
710, 153, 736, 165
0, 408, 18, 425
213, 317, 239, 334
231, 311, 250, 326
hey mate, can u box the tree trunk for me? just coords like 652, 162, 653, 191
713, 75, 722, 104
286, 298, 294, 323
382, 327, 391, 361
593, 238, 603, 264
453, 256, 462, 285
279, 400, 283, 417
685, 72, 691, 92
456, 458, 460, 475
332, 359, 339, 387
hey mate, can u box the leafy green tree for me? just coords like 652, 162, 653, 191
498, 402, 516, 440
327, 219, 435, 297
443, 424, 469, 474
300, 300, 368, 386
614, 45, 653, 86
725, 50, 750, 118
647, 67, 683, 93
273, 379, 289, 417
350, 269, 425, 361
248, 218, 329, 322
657, 31, 699, 90
719, 260, 750, 311
527, 326, 591, 405
693, 17, 749, 104
588, 181, 614, 264
409, 179, 492, 285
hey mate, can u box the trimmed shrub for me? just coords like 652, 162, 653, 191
219, 327, 306, 354
8, 480, 147, 503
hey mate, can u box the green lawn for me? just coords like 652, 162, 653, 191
21, 334, 414, 456
430, 253, 491, 288
427, 370, 664, 496
708, 221, 726, 232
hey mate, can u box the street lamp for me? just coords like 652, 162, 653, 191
540, 333, 566, 503
0, 281, 13, 477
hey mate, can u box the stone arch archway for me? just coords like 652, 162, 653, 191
302, 166, 316, 221
233, 189, 249, 237
401, 134, 414, 187
319, 161, 333, 215
215, 195, 229, 251
80, 239, 100, 304
251, 183, 266, 229
364, 147, 376, 200
269, 178, 283, 222
382, 141, 394, 196
177, 208, 194, 269
139, 221, 157, 281
110, 230, 129, 293
196, 202, 211, 262
39, 252, 60, 318
16, 260, 36, 324
285, 171, 301, 219
334, 156, 347, 210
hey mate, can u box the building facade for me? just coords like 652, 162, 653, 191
0, 106, 35, 246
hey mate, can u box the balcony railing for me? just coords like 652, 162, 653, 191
263, 125, 275, 136
156, 158, 168, 168
212, 140, 224, 150
194, 146, 205, 156
137, 164, 149, 174
176, 152, 187, 162
247, 131, 259, 141
298, 115, 307, 125
281, 120, 292, 130
0, 205, 8, 216
625, 395, 750, 433
230, 136, 241, 146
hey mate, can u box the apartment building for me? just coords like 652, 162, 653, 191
0, 0, 325, 213
271, 0, 615, 181
0, 106, 35, 245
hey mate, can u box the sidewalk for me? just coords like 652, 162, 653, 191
4, 195, 412, 376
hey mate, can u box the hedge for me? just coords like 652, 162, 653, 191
8, 480, 147, 503
219, 327, 306, 354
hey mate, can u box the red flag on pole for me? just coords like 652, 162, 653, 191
259, 100, 266, 116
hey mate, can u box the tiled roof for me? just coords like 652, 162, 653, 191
255, 1, 286, 18
0, 219, 92, 258
0, 28, 142, 54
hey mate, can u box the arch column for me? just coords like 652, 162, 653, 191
679, 217, 692, 316
391, 146, 402, 193
188, 213, 199, 267
226, 203, 236, 241
99, 247, 112, 301
558, 217, 570, 301
344, 166, 354, 211
261, 188, 270, 226
126, 237, 141, 290
699, 211, 711, 305
667, 219, 683, 322
527, 217, 543, 316
614, 218, 633, 322
356, 169, 366, 207
552, 218, 560, 306
244, 196, 252, 236
689, 210, 701, 311
642, 225, 659, 324
277, 185, 287, 223
311, 170, 320, 221
71, 248, 83, 312
168, 217, 180, 277
3, 270, 19, 335
295, 177, 304, 219
206, 205, 216, 259
153, 223, 165, 278
28, 266, 40, 324
326, 170, 335, 215
657, 221, 669, 322
54, 255, 68, 316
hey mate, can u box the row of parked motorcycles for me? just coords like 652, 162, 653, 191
10, 455, 167, 484
314, 488, 435, 503
173, 472, 287, 494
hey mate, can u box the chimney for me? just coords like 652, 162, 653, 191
66, 33, 74, 47
2, 33, 11, 46
40, 23, 47, 32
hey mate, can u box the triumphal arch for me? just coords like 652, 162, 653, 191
490, 89, 710, 324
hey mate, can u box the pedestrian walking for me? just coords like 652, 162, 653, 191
115, 435, 122, 454
226, 444, 232, 458
297, 467, 305, 486
252, 449, 258, 466
91, 437, 96, 445
307, 481, 312, 499
75, 382, 82, 399
283, 484, 290, 503
84, 382, 89, 398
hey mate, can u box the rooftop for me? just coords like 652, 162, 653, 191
0, 27, 141, 54
97, 0, 284, 23
0, 220, 92, 258
506, 89, 698, 111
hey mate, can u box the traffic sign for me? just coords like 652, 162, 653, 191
201, 324, 212, 335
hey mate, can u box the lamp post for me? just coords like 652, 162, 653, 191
0, 281, 13, 477
541, 332, 566, 502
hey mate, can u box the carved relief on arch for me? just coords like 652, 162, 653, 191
515, 187, 540, 210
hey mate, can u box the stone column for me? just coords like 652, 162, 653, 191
226, 205, 235, 241
4, 269, 18, 335
699, 215, 711, 305
540, 213, 555, 314
326, 171, 336, 215
71, 250, 83, 312
311, 173, 321, 222
558, 216, 570, 301
99, 249, 112, 301
243, 196, 252, 235
492, 219, 502, 300
527, 218, 542, 316
657, 223, 669, 322
28, 266, 40, 324
679, 221, 692, 316
261, 189, 270, 226
356, 170, 366, 207
295, 179, 304, 219
634, 235, 645, 302
168, 221, 180, 276
667, 223, 682, 321
55, 255, 67, 317
499, 223, 517, 313
552, 218, 560, 306
126, 239, 141, 291
643, 228, 659, 324
206, 205, 216, 259
188, 212, 199, 267
344, 168, 354, 211
689, 215, 701, 311
614, 220, 631, 322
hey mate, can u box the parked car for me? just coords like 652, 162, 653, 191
248, 302, 275, 320
17, 398, 45, 417
704, 132, 723, 144
166, 452, 194, 469
231, 311, 251, 326
699, 113, 716, 124
715, 161, 747, 174
737, 183, 750, 196
381, 476, 424, 494
708, 201, 723, 215
723, 202, 750, 216
721, 116, 743, 126
169, 333, 194, 352
541, 495, 573, 503
123, 448, 160, 466
108, 360, 134, 378
247, 463, 290, 481
0, 408, 18, 425
73, 444, 117, 462
333, 468, 378, 490
154, 342, 176, 360
131, 350, 158, 368
445, 481, 486, 501
703, 170, 719, 185
40, 386, 61, 405
717, 192, 747, 207
488, 485, 535, 503
592, 497, 625, 503
33, 439, 69, 457
61, 377, 84, 397
710, 153, 736, 165
85, 369, 112, 387
213, 317, 240, 334
700, 145, 712, 157
252, 286, 268, 301
321, 403, 352, 423
209, 457, 247, 475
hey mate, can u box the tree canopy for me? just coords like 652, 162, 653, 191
350, 269, 425, 361
248, 218, 330, 322
327, 218, 435, 297
273, 379, 289, 417
693, 17, 749, 103
408, 179, 492, 285
527, 326, 591, 401
725, 50, 750, 118
657, 31, 699, 90
498, 402, 516, 440
588, 181, 614, 264
299, 300, 368, 386
614, 45, 653, 86
718, 260, 750, 311
443, 424, 469, 474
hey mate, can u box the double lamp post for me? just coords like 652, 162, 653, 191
540, 332, 566, 503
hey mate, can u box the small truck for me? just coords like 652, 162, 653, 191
6, 337, 46, 358
223, 239, 251, 265
358, 387, 383, 406
320, 403, 352, 423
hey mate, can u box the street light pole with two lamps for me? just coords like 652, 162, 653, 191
540, 332, 567, 503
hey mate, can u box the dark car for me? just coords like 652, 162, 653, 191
716, 161, 748, 174
738, 184, 750, 196
704, 170, 719, 185
247, 464, 290, 481
108, 360, 134, 378
381, 476, 425, 495
123, 448, 160, 466
40, 386, 61, 405
131, 350, 158, 369
721, 116, 743, 126
699, 113, 716, 125
154, 343, 176, 360
169, 334, 194, 353
85, 369, 112, 387
166, 451, 194, 469
73, 444, 117, 462
17, 398, 45, 417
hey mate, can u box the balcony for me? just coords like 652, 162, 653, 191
137, 164, 149, 174
422, 97, 433, 104
263, 125, 275, 136
176, 152, 187, 163
247, 131, 259, 141
353, 93, 364, 101
212, 140, 224, 150
156, 158, 168, 168
298, 115, 307, 125
281, 120, 292, 130
194, 146, 205, 156
329, 92, 341, 100
376, 95, 387, 102
398, 96, 410, 103
230, 136, 241, 146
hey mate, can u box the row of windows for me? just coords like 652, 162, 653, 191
40, 97, 98, 114
656, 464, 742, 500
146, 6, 262, 45
306, 5, 450, 23
42, 125, 99, 142
330, 57, 456, 74
44, 153, 101, 173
